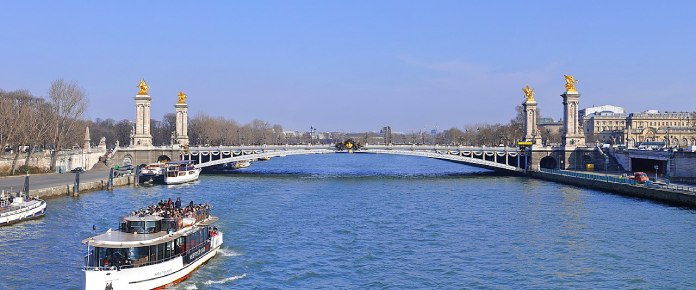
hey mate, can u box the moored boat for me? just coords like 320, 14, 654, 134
164, 160, 201, 185
234, 160, 251, 169
82, 200, 223, 289
139, 162, 166, 184
0, 192, 46, 226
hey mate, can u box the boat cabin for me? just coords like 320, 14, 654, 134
83, 205, 218, 270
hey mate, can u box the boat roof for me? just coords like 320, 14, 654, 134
83, 216, 218, 248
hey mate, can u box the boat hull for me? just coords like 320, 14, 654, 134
139, 174, 164, 185
85, 233, 223, 290
164, 169, 201, 185
0, 199, 46, 226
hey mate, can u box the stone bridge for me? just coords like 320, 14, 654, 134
182, 144, 529, 173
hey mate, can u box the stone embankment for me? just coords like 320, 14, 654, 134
532, 170, 696, 207
28, 174, 134, 199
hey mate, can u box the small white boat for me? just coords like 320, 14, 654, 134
164, 160, 201, 185
83, 201, 223, 289
234, 160, 251, 169
0, 192, 47, 226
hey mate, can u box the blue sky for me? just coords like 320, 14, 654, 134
1, 1, 694, 132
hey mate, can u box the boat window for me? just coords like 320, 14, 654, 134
176, 237, 186, 254
166, 241, 175, 259
128, 246, 150, 266
145, 220, 160, 233
149, 245, 157, 262
162, 218, 178, 232
128, 221, 145, 233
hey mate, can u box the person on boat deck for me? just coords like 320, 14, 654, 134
175, 197, 181, 209
167, 197, 173, 207
112, 252, 124, 270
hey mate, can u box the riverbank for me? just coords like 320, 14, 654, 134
27, 174, 134, 199
0, 169, 135, 199
532, 169, 696, 207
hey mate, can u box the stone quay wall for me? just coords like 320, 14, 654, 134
28, 174, 133, 200
532, 171, 696, 207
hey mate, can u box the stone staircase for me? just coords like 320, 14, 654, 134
597, 146, 626, 172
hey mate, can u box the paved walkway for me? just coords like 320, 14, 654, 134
0, 167, 113, 193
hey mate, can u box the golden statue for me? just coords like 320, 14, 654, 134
564, 74, 578, 93
137, 79, 149, 95
522, 85, 534, 101
177, 91, 187, 104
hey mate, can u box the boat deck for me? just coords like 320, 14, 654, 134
0, 199, 44, 215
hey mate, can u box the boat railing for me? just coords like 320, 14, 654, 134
118, 210, 211, 233
0, 194, 43, 216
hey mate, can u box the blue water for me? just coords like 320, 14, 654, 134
1, 154, 695, 289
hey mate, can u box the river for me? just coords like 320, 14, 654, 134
1, 153, 695, 289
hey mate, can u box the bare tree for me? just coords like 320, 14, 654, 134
22, 96, 53, 169
48, 79, 87, 171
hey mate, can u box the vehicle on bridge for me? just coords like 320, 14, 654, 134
164, 160, 201, 185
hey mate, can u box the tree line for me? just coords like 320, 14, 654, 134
0, 79, 87, 174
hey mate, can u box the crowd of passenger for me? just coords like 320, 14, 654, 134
129, 197, 211, 221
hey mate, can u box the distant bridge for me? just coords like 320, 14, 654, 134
181, 144, 528, 173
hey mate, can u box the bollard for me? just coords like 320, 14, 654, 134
74, 170, 81, 196
134, 166, 140, 187
23, 175, 29, 195
107, 168, 114, 191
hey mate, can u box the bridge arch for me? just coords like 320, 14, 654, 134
539, 156, 557, 169
157, 155, 171, 163
122, 154, 134, 166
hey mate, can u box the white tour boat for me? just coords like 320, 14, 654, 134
83, 200, 223, 289
164, 161, 201, 185
0, 192, 47, 226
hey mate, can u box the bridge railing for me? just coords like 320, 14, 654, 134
186, 144, 520, 152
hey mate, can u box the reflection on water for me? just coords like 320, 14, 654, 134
0, 154, 695, 289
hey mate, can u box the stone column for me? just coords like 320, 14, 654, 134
83, 126, 91, 153
561, 91, 585, 148
523, 96, 542, 146
133, 94, 153, 147
175, 102, 189, 146
174, 91, 190, 147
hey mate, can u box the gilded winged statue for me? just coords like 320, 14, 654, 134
137, 79, 149, 95
564, 75, 578, 93
522, 85, 534, 101
178, 91, 187, 104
